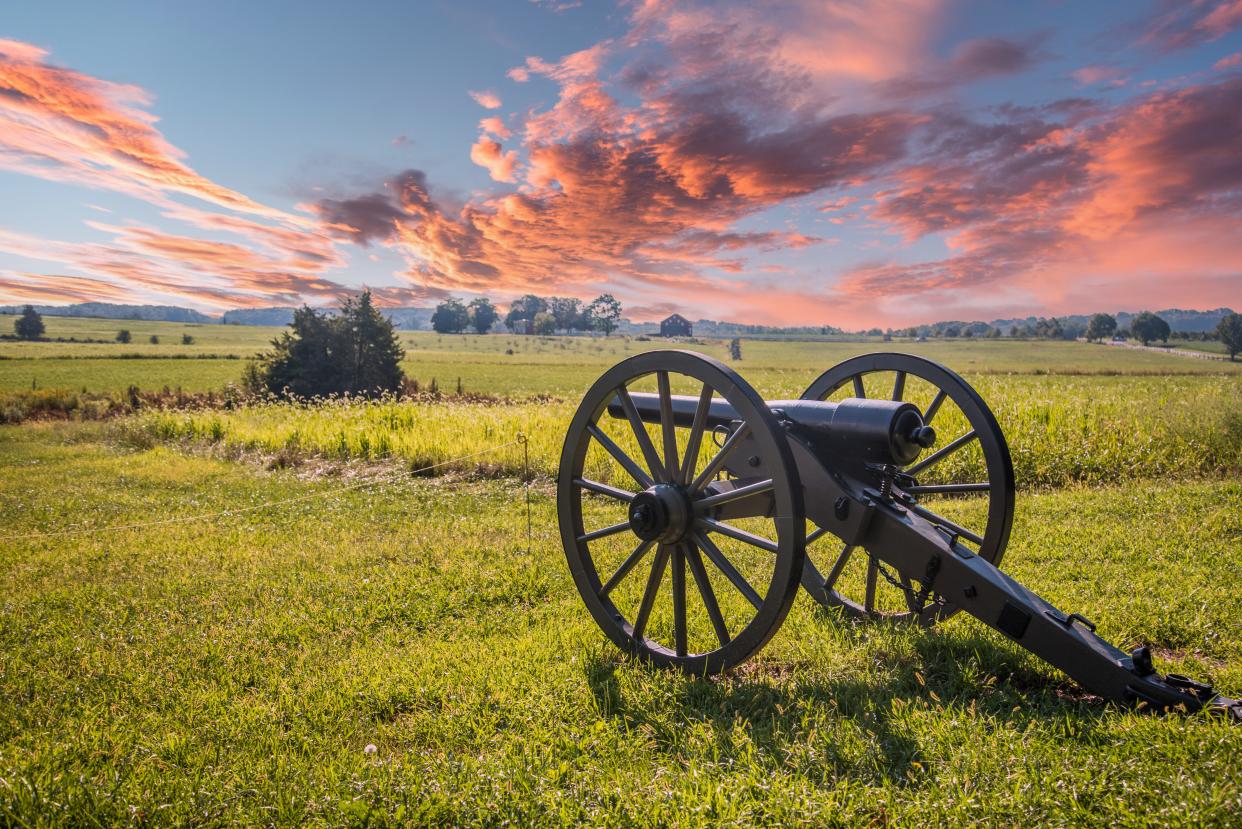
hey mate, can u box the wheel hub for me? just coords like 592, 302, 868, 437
628, 484, 692, 543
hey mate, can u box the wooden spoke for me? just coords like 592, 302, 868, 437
684, 541, 730, 647
852, 374, 866, 398
891, 370, 906, 402
679, 383, 715, 485
671, 544, 687, 656
616, 386, 667, 482
575, 478, 637, 502
903, 482, 991, 495
904, 429, 977, 476
577, 520, 632, 544
823, 544, 854, 591
693, 478, 774, 512
657, 371, 680, 480
864, 556, 878, 612
907, 503, 985, 546
632, 544, 671, 642
694, 530, 763, 611
699, 517, 779, 554
600, 539, 655, 596
689, 423, 751, 493
588, 424, 654, 489
806, 525, 831, 545
922, 389, 948, 425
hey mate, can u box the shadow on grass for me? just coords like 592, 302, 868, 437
582, 619, 1113, 787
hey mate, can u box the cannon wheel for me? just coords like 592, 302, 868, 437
800, 353, 1015, 625
559, 350, 805, 675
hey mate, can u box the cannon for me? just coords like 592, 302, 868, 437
557, 350, 1240, 719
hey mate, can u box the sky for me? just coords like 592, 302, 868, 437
1, 0, 1241, 327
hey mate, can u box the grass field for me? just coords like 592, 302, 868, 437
2, 314, 1239, 396
2, 317, 1241, 825
1, 425, 1239, 826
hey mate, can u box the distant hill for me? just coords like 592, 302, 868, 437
989, 307, 1234, 334
222, 305, 436, 330
0, 302, 218, 324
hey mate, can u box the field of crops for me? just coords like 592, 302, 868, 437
1, 317, 1240, 826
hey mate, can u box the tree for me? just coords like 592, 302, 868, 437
1217, 312, 1242, 361
182, 333, 195, 345
431, 298, 469, 333
505, 294, 546, 332
253, 290, 404, 398
1131, 311, 1170, 346
14, 305, 44, 340
729, 337, 742, 360
533, 311, 556, 335
149, 334, 160, 344
467, 297, 498, 334
1033, 317, 1063, 339
549, 297, 583, 332
116, 329, 132, 344
586, 294, 622, 336
1085, 313, 1117, 343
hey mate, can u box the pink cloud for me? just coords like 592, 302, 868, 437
468, 89, 502, 109
1214, 51, 1242, 69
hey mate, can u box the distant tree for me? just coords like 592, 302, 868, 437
149, 334, 160, 344
729, 337, 742, 360
986, 326, 1001, 339
252, 290, 404, 398
866, 327, 882, 337
1034, 317, 1063, 339
431, 298, 469, 334
943, 325, 961, 338
505, 294, 547, 332
467, 297, 498, 334
533, 311, 556, 335
1217, 312, 1242, 361
586, 294, 622, 336
181, 333, 195, 345
1085, 313, 1117, 343
115, 329, 132, 344
549, 297, 583, 332
1131, 311, 1170, 346
14, 305, 44, 340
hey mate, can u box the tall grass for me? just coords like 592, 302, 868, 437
132, 375, 1242, 489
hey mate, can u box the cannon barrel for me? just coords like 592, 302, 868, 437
607, 392, 935, 466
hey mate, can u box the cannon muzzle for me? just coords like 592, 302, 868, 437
607, 392, 935, 466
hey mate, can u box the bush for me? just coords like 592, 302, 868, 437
116, 329, 132, 344
249, 290, 405, 398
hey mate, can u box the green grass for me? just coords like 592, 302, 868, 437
133, 372, 1242, 489
0, 423, 1239, 826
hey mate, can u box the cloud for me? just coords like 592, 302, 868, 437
468, 89, 502, 109
1139, 0, 1242, 52
479, 116, 511, 139
1214, 51, 1242, 69
1072, 65, 1127, 87
0, 39, 289, 219
469, 137, 518, 182
832, 74, 1242, 319
0, 271, 139, 303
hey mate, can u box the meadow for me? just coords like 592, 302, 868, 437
1, 315, 1240, 826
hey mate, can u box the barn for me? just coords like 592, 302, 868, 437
659, 313, 692, 338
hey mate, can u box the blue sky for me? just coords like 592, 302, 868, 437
1, 1, 1239, 325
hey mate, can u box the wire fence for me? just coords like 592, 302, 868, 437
1, 436, 535, 547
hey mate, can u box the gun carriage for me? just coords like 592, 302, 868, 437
557, 350, 1239, 719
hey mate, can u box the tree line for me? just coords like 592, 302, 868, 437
430, 294, 622, 336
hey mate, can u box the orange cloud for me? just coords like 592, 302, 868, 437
469, 137, 518, 182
